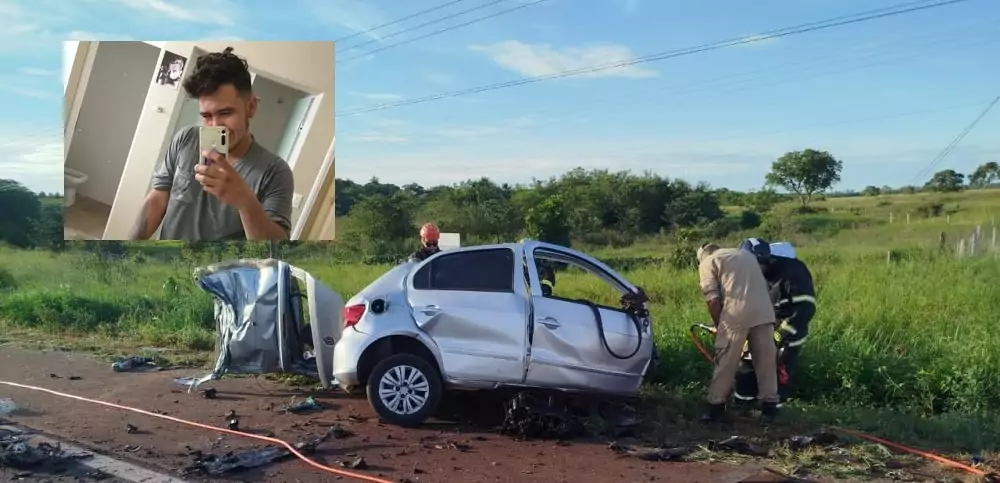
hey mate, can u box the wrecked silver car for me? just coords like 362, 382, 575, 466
176, 259, 344, 391
333, 240, 655, 427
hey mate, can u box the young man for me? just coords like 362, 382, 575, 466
696, 243, 780, 425
130, 47, 295, 241
409, 223, 442, 261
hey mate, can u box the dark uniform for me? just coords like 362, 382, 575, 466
764, 255, 815, 400
409, 245, 441, 262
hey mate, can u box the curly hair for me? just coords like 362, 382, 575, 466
182, 46, 253, 99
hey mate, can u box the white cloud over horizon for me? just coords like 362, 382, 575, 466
469, 41, 658, 79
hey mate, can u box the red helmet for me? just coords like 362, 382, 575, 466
420, 223, 440, 241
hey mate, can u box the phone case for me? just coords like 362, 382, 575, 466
198, 127, 229, 158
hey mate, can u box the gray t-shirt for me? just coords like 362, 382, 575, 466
151, 126, 294, 241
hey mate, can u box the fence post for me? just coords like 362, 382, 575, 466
993, 226, 997, 250
947, 214, 951, 224
906, 213, 910, 224
889, 212, 893, 224
970, 229, 978, 256
939, 232, 947, 251
958, 239, 966, 258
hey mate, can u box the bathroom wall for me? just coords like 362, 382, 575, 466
102, 41, 335, 240
66, 41, 160, 207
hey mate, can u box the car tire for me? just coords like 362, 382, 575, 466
366, 353, 442, 427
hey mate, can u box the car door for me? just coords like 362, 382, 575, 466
523, 247, 650, 394
406, 246, 529, 384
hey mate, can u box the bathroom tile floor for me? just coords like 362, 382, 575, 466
64, 196, 111, 240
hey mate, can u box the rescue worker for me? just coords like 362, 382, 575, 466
696, 243, 780, 425
410, 223, 442, 262
739, 237, 816, 402
538, 263, 556, 296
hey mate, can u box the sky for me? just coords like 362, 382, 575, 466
1, 0, 998, 195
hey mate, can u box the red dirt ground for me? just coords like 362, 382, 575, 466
0, 345, 959, 483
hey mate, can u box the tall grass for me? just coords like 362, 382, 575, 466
0, 240, 997, 417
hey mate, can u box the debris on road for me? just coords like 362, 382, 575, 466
284, 396, 322, 414
125, 424, 138, 434
112, 356, 154, 373
709, 436, 770, 456
0, 398, 16, 415
785, 431, 838, 451
182, 425, 349, 476
201, 387, 217, 399
608, 441, 692, 461
339, 456, 367, 470
226, 416, 240, 431
0, 431, 91, 469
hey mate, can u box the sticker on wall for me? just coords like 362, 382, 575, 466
155, 50, 187, 90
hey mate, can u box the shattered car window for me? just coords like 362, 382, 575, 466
413, 248, 514, 293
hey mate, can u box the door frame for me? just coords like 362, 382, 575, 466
64, 41, 99, 157
292, 136, 335, 239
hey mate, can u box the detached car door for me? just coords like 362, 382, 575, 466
406, 247, 529, 385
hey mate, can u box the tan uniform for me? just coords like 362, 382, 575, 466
698, 248, 779, 405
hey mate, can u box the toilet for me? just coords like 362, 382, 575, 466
64, 167, 89, 207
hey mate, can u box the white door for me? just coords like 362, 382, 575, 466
277, 95, 314, 164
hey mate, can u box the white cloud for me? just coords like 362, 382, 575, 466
17, 67, 57, 77
350, 91, 405, 102
0, 127, 64, 193
111, 0, 234, 27
352, 132, 410, 144
468, 41, 658, 79
0, 83, 58, 100
307, 0, 388, 43
66, 31, 135, 41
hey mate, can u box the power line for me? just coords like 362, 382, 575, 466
337, 0, 976, 117
910, 94, 1000, 184
338, 0, 512, 53
333, 0, 471, 44
338, 0, 548, 62
507, 22, 998, 123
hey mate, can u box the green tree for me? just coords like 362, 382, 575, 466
0, 179, 42, 248
340, 194, 414, 256
765, 149, 844, 206
968, 161, 999, 188
523, 194, 571, 248
861, 185, 881, 196
925, 169, 965, 193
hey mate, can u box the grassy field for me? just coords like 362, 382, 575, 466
1, 189, 999, 455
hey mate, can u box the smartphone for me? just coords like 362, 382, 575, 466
198, 126, 228, 165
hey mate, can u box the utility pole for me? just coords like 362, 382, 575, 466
269, 240, 280, 260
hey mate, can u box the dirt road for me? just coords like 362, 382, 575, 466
0, 345, 918, 483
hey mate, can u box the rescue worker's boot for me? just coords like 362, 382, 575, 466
760, 401, 779, 426
699, 403, 727, 424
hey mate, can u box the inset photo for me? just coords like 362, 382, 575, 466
63, 40, 335, 241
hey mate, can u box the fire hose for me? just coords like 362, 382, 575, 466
0, 380, 394, 483
688, 324, 998, 483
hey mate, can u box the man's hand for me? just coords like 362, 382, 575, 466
195, 150, 256, 210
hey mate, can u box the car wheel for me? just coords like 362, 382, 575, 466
366, 353, 442, 427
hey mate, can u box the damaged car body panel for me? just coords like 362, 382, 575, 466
335, 240, 655, 427
177, 259, 344, 390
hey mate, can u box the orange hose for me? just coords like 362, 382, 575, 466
0, 380, 394, 483
687, 328, 994, 481
831, 427, 987, 477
